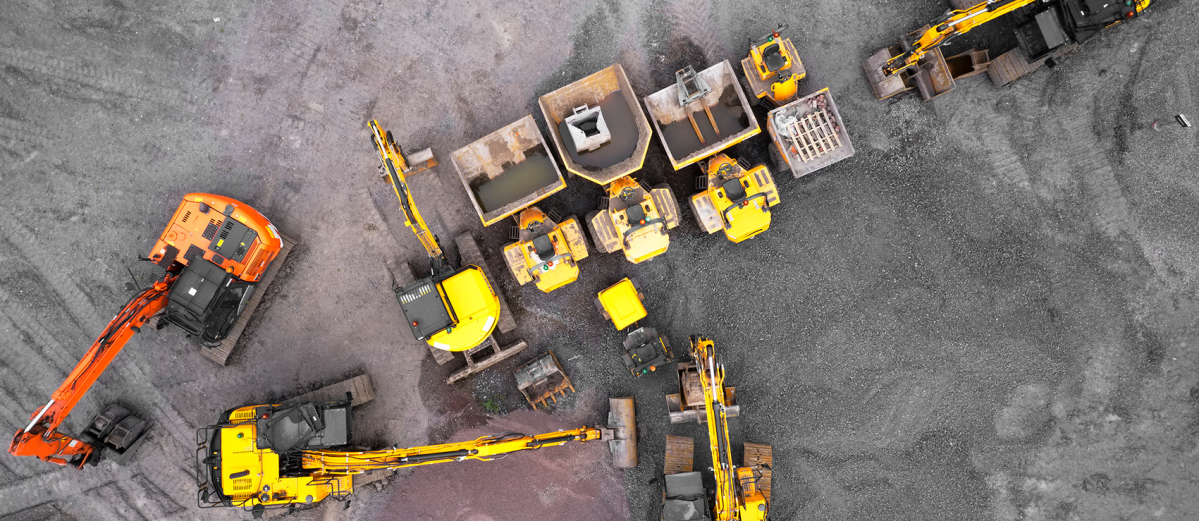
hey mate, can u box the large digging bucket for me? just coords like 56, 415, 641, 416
607, 396, 638, 469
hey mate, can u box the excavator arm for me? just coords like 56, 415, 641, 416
884, 0, 1037, 75
301, 426, 610, 475
369, 120, 448, 272
8, 278, 173, 468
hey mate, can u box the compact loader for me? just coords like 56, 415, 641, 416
502, 206, 589, 293
690, 154, 780, 243
740, 24, 804, 107
596, 278, 673, 376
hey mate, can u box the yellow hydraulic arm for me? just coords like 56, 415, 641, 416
884, 0, 1036, 75
369, 120, 446, 270
300, 426, 609, 475
691, 336, 768, 521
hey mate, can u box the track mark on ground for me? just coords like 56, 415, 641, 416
667, 0, 729, 63
1057, 116, 1134, 239
0, 219, 105, 333
0, 48, 191, 109
0, 117, 55, 160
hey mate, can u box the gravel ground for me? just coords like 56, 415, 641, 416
2, 1, 1199, 520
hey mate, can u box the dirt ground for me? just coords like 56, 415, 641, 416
2, 0, 1199, 520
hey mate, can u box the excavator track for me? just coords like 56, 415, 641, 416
742, 442, 773, 501
664, 435, 695, 476
201, 233, 297, 365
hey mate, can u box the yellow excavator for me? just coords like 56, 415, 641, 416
690, 154, 780, 243
865, 0, 1152, 100
587, 175, 681, 264
501, 206, 589, 293
740, 24, 805, 107
370, 121, 500, 352
663, 336, 770, 521
195, 394, 637, 514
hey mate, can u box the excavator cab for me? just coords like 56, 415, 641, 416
741, 24, 805, 107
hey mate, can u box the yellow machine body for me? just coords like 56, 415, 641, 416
501, 207, 589, 293
615, 177, 669, 263
597, 278, 648, 330
742, 27, 804, 106
690, 154, 779, 243
428, 267, 501, 351
370, 121, 503, 352
692, 336, 769, 521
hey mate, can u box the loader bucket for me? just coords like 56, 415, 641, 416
607, 396, 638, 468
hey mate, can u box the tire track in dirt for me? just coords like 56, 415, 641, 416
0, 219, 106, 334
1056, 115, 1135, 240
667, 0, 729, 63
0, 47, 192, 109
0, 116, 55, 160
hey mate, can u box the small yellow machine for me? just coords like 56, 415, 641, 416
501, 206, 589, 292
662, 336, 770, 521
370, 121, 501, 352
196, 395, 638, 513
596, 278, 672, 376
740, 24, 805, 107
690, 154, 779, 243
587, 176, 680, 264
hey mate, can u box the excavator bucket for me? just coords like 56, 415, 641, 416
606, 396, 637, 469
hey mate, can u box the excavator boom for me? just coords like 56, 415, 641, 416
301, 426, 606, 475
369, 120, 447, 270
884, 0, 1036, 76
8, 279, 173, 467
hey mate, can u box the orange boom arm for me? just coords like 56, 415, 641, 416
8, 279, 173, 468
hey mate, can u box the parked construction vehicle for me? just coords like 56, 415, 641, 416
196, 392, 637, 512
645, 62, 761, 171
596, 278, 672, 376
588, 176, 681, 264
865, 0, 1153, 100
766, 88, 855, 179
450, 115, 568, 227
690, 154, 779, 243
370, 120, 501, 352
740, 24, 804, 107
9, 194, 289, 468
501, 206, 589, 292
538, 64, 681, 264
663, 336, 771, 521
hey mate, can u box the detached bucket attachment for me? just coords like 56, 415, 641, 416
605, 396, 638, 469
83, 404, 149, 465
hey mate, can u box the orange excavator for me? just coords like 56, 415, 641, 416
8, 194, 286, 468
